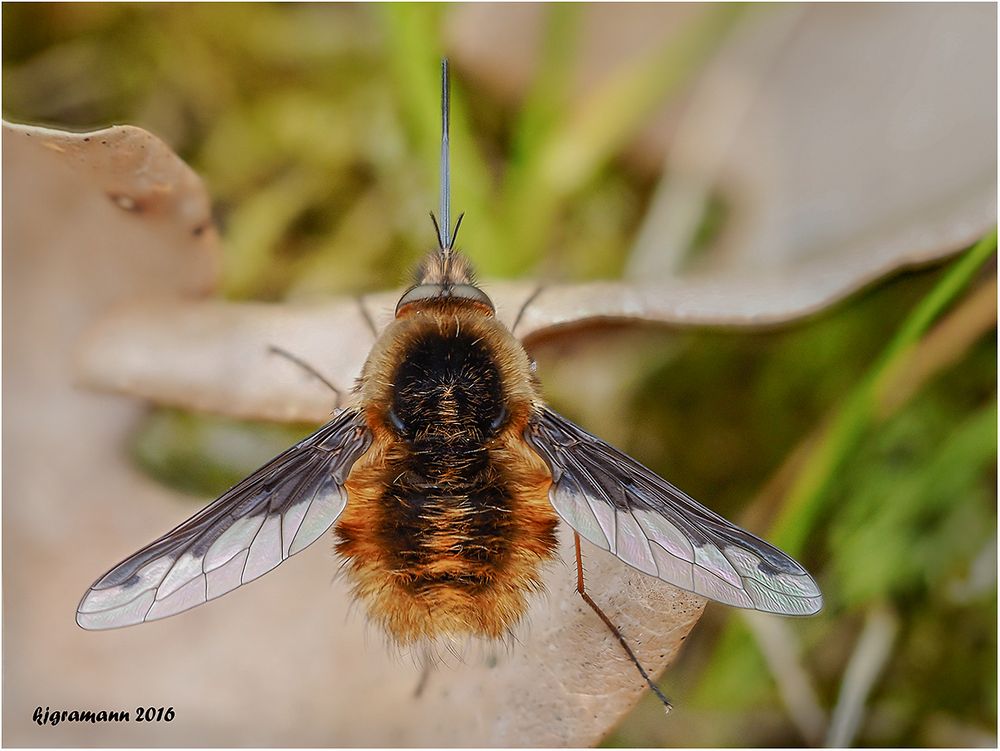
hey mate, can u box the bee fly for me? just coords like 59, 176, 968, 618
77, 59, 822, 709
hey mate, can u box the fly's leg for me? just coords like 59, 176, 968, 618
511, 284, 545, 336
574, 532, 672, 713
413, 651, 434, 699
267, 345, 343, 410
356, 296, 379, 341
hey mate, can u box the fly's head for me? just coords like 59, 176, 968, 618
395, 246, 494, 318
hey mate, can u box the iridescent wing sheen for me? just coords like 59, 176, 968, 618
77, 408, 372, 630
525, 407, 822, 615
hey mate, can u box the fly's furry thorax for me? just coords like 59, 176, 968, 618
357, 298, 540, 430
337, 292, 559, 645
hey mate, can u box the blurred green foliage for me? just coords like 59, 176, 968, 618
4, 4, 995, 747
831, 394, 995, 609
130, 409, 317, 498
605, 240, 997, 746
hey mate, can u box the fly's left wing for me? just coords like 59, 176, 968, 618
77, 408, 371, 630
525, 407, 822, 615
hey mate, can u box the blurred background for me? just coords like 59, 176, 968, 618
3, 3, 996, 747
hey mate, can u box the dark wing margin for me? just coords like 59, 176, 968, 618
77, 408, 372, 630
525, 407, 822, 615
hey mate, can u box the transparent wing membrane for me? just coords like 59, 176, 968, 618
77, 409, 371, 630
525, 408, 822, 615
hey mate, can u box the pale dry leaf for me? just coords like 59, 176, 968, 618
3, 121, 222, 284
78, 296, 381, 424
76, 285, 536, 423
4, 121, 705, 746
627, 3, 997, 280
76, 222, 987, 423
3, 120, 223, 744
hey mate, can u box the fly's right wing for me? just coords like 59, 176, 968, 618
77, 408, 371, 630
525, 407, 822, 615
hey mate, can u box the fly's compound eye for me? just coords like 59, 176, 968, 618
388, 407, 407, 435
489, 404, 508, 434
395, 283, 495, 315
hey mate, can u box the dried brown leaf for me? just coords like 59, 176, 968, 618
76, 223, 986, 424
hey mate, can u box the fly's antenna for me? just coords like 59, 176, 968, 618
438, 57, 452, 253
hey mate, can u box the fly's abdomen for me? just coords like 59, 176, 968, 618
337, 441, 558, 644
381, 472, 510, 592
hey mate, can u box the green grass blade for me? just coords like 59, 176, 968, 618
772, 228, 998, 555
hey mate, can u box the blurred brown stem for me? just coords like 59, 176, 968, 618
824, 604, 900, 747
743, 611, 827, 745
